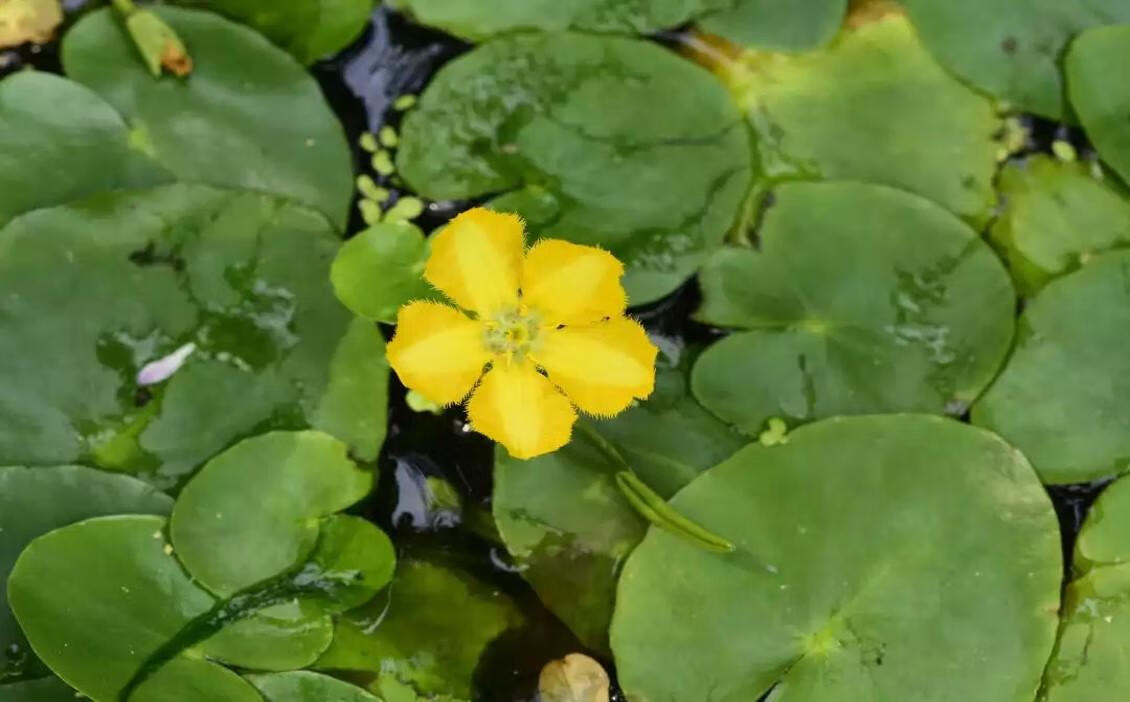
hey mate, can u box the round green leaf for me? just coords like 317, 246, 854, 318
316, 558, 524, 698
1068, 25, 1130, 188
0, 71, 169, 227
130, 657, 262, 702
172, 0, 374, 64
716, 10, 1000, 224
0, 465, 173, 682
692, 181, 1014, 436
389, 0, 730, 40
298, 514, 397, 614
904, 0, 1130, 120
698, 0, 846, 51
0, 185, 387, 487
1043, 476, 1130, 700
8, 515, 217, 701
62, 6, 354, 229
0, 676, 80, 701
991, 155, 1130, 295
196, 602, 334, 672
611, 415, 1061, 702
972, 250, 1130, 484
396, 32, 753, 305
331, 222, 435, 324
170, 431, 375, 597
493, 360, 745, 650
249, 671, 381, 701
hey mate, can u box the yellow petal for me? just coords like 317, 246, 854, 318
467, 362, 576, 459
387, 301, 488, 405
425, 208, 524, 317
534, 318, 657, 417
521, 239, 627, 326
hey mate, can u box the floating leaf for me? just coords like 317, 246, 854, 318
62, 6, 354, 229
990, 155, 1130, 295
249, 671, 381, 701
196, 602, 334, 671
8, 515, 224, 701
538, 653, 610, 702
1067, 25, 1130, 189
493, 361, 745, 650
396, 32, 753, 305
611, 415, 1061, 702
130, 656, 262, 702
0, 676, 78, 701
170, 431, 376, 596
389, 0, 730, 41
316, 558, 524, 699
0, 71, 169, 227
331, 222, 435, 324
904, 0, 1130, 120
171, 0, 374, 64
0, 465, 173, 683
972, 251, 1130, 484
0, 185, 387, 487
698, 0, 846, 51
0, 0, 61, 47
1043, 476, 1130, 700
703, 9, 1000, 224
692, 181, 1014, 436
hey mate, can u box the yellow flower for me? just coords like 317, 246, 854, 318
387, 208, 658, 459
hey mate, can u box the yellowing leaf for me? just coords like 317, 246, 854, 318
538, 653, 610, 702
0, 0, 62, 48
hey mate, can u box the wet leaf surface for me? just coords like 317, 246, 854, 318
389, 0, 730, 41
973, 251, 1130, 484
249, 670, 382, 701
0, 71, 170, 227
692, 181, 1014, 436
62, 6, 354, 229
904, 0, 1130, 120
172, 0, 375, 64
396, 31, 753, 305
698, 0, 846, 51
0, 185, 387, 489
331, 221, 436, 324
611, 415, 1061, 702
1068, 25, 1130, 189
990, 155, 1130, 295
707, 9, 1000, 224
0, 466, 173, 683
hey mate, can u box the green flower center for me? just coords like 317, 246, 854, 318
483, 306, 541, 362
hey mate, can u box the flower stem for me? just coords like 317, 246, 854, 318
110, 0, 138, 15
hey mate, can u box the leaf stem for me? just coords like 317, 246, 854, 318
110, 0, 137, 15
615, 470, 735, 553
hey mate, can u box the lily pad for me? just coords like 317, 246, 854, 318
62, 6, 354, 229
698, 0, 846, 51
396, 32, 753, 305
0, 465, 173, 683
389, 0, 730, 40
0, 71, 169, 227
1067, 25, 1130, 188
196, 602, 334, 671
172, 0, 375, 64
249, 671, 381, 701
611, 415, 1061, 702
129, 657, 263, 702
972, 251, 1130, 484
708, 9, 1000, 224
990, 155, 1130, 295
331, 222, 435, 324
170, 431, 377, 597
0, 185, 387, 488
8, 515, 221, 701
316, 557, 524, 698
904, 0, 1130, 120
692, 181, 1014, 436
1043, 476, 1130, 700
493, 360, 745, 650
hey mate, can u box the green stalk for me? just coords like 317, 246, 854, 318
615, 470, 735, 554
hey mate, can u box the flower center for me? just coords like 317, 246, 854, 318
482, 306, 541, 363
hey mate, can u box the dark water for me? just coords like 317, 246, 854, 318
0, 4, 1112, 700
